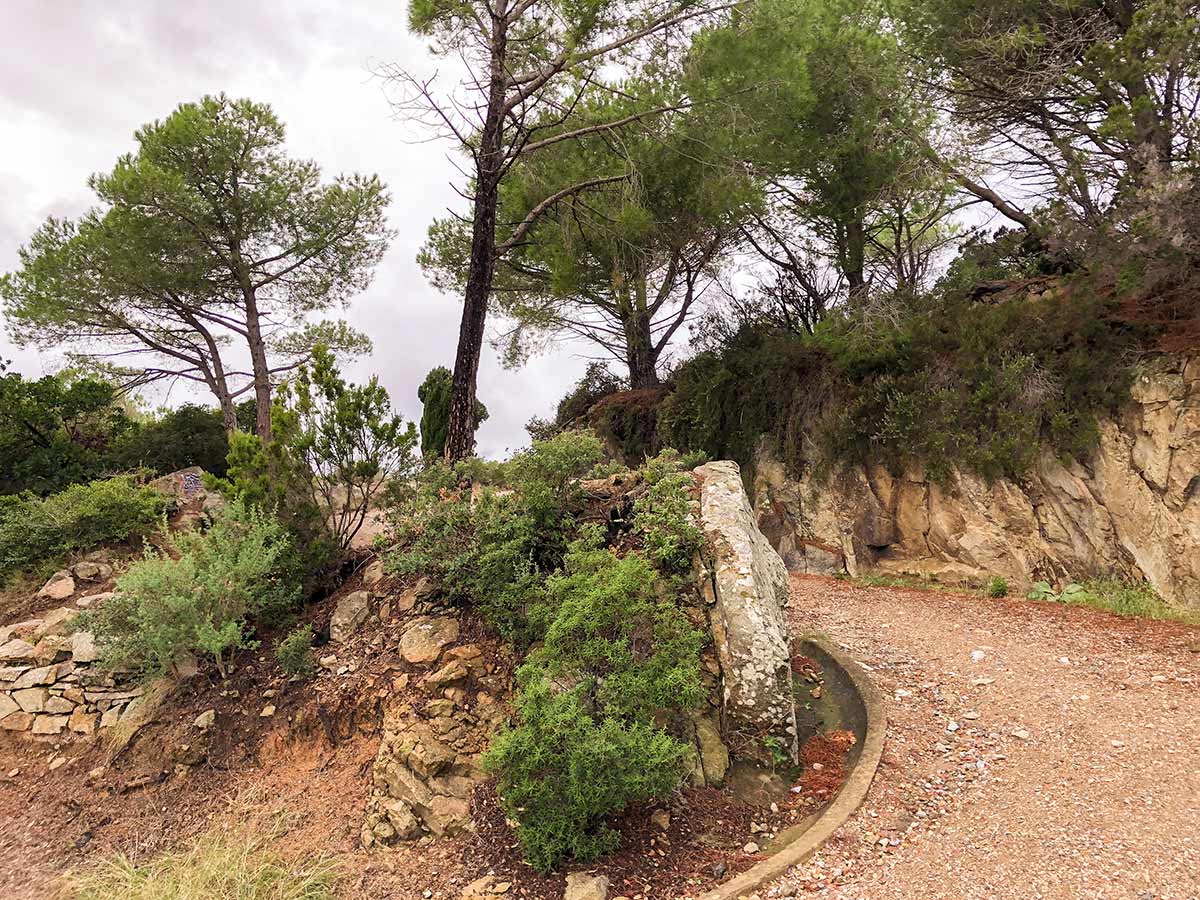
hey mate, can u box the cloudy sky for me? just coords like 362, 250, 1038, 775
0, 0, 604, 457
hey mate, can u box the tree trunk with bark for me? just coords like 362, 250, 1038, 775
444, 10, 509, 464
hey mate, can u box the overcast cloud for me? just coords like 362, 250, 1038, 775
0, 0, 600, 458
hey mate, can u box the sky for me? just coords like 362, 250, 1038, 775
0, 0, 598, 458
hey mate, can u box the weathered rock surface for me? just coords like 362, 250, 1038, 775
695, 461, 797, 757
37, 572, 75, 601
754, 355, 1200, 608
398, 616, 460, 665
330, 590, 371, 642
564, 873, 610, 900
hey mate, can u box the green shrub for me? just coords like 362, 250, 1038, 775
984, 576, 1009, 598
276, 623, 316, 677
1027, 576, 1194, 622
111, 405, 231, 478
554, 362, 626, 427
633, 452, 705, 573
87, 501, 302, 677
0, 476, 166, 578
484, 531, 702, 872
417, 365, 489, 459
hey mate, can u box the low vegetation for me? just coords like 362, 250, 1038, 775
0, 476, 166, 582
1027, 577, 1198, 623
62, 805, 339, 900
389, 432, 709, 871
85, 501, 302, 678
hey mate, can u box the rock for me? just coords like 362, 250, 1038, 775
383, 800, 423, 840
194, 709, 216, 730
319, 654, 338, 669
651, 809, 671, 831
459, 875, 497, 900
0, 666, 26, 682
70, 631, 99, 664
32, 714, 69, 734
38, 571, 76, 601
76, 592, 113, 609
44, 696, 75, 714
0, 640, 36, 664
971, 649, 987, 663
68, 708, 97, 734
1011, 728, 1031, 741
743, 841, 760, 854
330, 590, 371, 642
0, 695, 19, 718
13, 687, 47, 713
363, 558, 387, 587
34, 607, 78, 638
711, 861, 728, 879
260, 705, 276, 717
696, 461, 797, 756
12, 665, 56, 689
399, 617, 460, 665
426, 659, 469, 686
99, 707, 121, 729
689, 712, 730, 787
72, 560, 112, 582
564, 873, 610, 900
173, 651, 199, 679
0, 712, 34, 731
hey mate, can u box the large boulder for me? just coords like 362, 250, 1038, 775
696, 461, 797, 759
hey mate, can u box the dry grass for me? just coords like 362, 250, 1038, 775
59, 797, 339, 900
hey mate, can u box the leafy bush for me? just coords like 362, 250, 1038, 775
633, 452, 704, 573
87, 501, 302, 677
984, 576, 1009, 598
0, 476, 166, 578
662, 283, 1140, 484
111, 405, 231, 478
276, 623, 316, 677
484, 531, 702, 872
554, 362, 626, 428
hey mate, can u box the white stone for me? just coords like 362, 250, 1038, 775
564, 873, 610, 900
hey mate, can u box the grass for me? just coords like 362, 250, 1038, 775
1051, 577, 1200, 624
60, 803, 339, 900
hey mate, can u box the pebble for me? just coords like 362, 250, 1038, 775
260, 705, 276, 717
744, 842, 760, 854
1011, 728, 1031, 740
962, 711, 980, 720
970, 650, 986, 663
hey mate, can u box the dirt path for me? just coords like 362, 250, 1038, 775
770, 576, 1200, 900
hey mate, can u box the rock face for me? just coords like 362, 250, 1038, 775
695, 461, 797, 759
753, 354, 1200, 608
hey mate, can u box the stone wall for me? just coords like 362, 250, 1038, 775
754, 355, 1200, 607
0, 594, 143, 738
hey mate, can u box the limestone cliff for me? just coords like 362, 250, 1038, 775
754, 355, 1200, 608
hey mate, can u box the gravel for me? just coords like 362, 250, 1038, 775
761, 576, 1200, 900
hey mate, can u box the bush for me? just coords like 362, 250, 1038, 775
554, 363, 626, 428
985, 576, 1009, 598
87, 501, 302, 677
0, 476, 166, 578
111, 405, 231, 478
276, 623, 316, 677
633, 452, 705, 573
484, 531, 703, 872
417, 365, 489, 458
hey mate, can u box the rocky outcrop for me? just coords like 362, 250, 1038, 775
754, 355, 1200, 607
695, 461, 798, 760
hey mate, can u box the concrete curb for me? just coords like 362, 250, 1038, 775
695, 635, 887, 900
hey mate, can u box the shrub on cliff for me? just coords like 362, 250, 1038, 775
87, 501, 302, 677
0, 476, 166, 579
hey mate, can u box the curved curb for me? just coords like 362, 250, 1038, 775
695, 635, 887, 900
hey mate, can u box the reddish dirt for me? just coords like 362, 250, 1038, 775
765, 575, 1200, 900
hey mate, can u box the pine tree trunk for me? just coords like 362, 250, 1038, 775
242, 286, 274, 444
444, 12, 508, 465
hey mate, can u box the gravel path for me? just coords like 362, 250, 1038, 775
769, 576, 1200, 900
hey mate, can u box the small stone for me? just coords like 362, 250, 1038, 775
492, 883, 511, 894
970, 650, 986, 663
743, 841, 760, 854
194, 709, 216, 730
712, 861, 728, 879
946, 721, 959, 733
70, 632, 99, 664
37, 572, 75, 601
971, 677, 995, 686
319, 655, 338, 669
1011, 728, 1031, 741
1111, 739, 1125, 748
260, 705, 276, 717
564, 873, 609, 900
962, 711, 980, 720
330, 591, 371, 642
6, 768, 18, 777
49, 755, 68, 770
459, 875, 495, 900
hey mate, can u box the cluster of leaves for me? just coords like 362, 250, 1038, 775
85, 501, 302, 678
1025, 576, 1193, 623
388, 435, 710, 870
276, 623, 316, 677
215, 347, 418, 586
662, 279, 1140, 484
0, 476, 167, 581
484, 530, 704, 872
